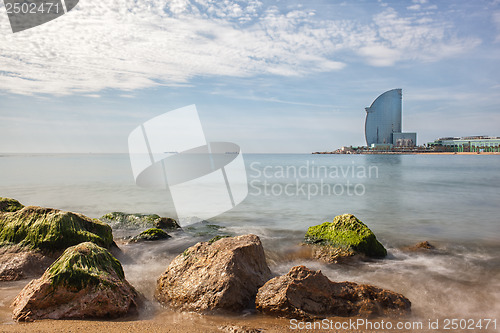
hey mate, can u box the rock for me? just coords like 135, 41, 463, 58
12, 242, 140, 321
100, 212, 180, 230
405, 241, 436, 252
307, 245, 357, 264
0, 197, 24, 212
256, 265, 411, 319
304, 214, 387, 261
0, 246, 55, 281
130, 228, 171, 242
153, 217, 181, 230
184, 221, 231, 238
0, 206, 114, 252
155, 234, 272, 313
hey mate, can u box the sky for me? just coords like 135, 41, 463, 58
1, 0, 499, 153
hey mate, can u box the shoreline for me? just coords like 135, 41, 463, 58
2, 241, 499, 333
313, 151, 500, 155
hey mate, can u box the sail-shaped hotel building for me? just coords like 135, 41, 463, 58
365, 89, 416, 147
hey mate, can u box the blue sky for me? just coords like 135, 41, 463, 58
1, 0, 499, 153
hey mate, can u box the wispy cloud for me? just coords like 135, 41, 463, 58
356, 7, 480, 66
0, 0, 481, 95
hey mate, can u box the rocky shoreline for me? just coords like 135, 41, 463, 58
0, 196, 426, 329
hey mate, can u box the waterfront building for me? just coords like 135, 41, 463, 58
365, 89, 417, 147
428, 136, 500, 152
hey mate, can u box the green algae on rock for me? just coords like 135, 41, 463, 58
130, 228, 171, 242
305, 214, 387, 259
100, 212, 180, 230
0, 206, 113, 252
208, 235, 230, 244
0, 197, 24, 213
12, 242, 140, 321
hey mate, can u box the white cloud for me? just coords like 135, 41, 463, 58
0, 0, 480, 95
355, 7, 481, 66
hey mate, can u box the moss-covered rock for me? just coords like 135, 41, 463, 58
130, 228, 171, 242
100, 212, 180, 230
153, 217, 181, 230
0, 206, 113, 252
0, 197, 24, 213
12, 242, 140, 321
305, 214, 387, 259
184, 222, 231, 239
46, 241, 124, 289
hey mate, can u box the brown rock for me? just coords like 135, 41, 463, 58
405, 241, 436, 252
12, 242, 140, 321
154, 217, 181, 230
256, 265, 411, 319
155, 234, 272, 313
308, 244, 357, 264
0, 246, 55, 281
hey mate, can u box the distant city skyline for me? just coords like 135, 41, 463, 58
1, 0, 500, 153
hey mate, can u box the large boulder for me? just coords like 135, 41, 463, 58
12, 242, 140, 321
304, 214, 387, 262
155, 234, 272, 313
256, 266, 410, 319
0, 206, 113, 252
0, 197, 24, 213
100, 212, 180, 230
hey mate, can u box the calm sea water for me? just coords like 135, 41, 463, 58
1, 153, 499, 243
1, 153, 499, 324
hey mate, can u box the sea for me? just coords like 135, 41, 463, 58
1, 153, 499, 328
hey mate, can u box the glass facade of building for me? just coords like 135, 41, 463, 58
365, 89, 402, 146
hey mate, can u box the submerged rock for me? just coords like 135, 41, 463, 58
0, 197, 24, 213
155, 234, 272, 313
304, 214, 387, 262
100, 212, 180, 230
405, 241, 436, 252
130, 228, 171, 242
0, 206, 113, 252
12, 242, 140, 321
153, 217, 181, 230
256, 265, 411, 319
184, 222, 231, 239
